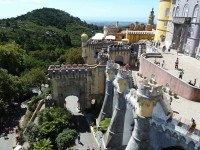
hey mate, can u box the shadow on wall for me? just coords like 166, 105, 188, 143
161, 146, 184, 150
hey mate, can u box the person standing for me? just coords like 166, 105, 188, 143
179, 70, 184, 79
161, 60, 165, 68
175, 58, 179, 69
193, 79, 197, 86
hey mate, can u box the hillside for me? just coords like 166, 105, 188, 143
0, 8, 101, 49
0, 8, 101, 105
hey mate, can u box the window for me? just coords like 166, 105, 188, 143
183, 5, 189, 17
164, 21, 168, 27
192, 5, 199, 23
172, 7, 176, 16
165, 8, 170, 17
175, 7, 180, 17
187, 25, 194, 37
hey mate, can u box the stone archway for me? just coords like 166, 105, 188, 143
115, 55, 124, 66
65, 95, 80, 113
50, 77, 87, 110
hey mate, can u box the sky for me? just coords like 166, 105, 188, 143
0, 0, 160, 22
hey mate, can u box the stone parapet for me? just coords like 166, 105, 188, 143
150, 119, 200, 150
108, 44, 131, 51
48, 64, 92, 78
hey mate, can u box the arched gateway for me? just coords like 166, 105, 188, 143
48, 64, 105, 110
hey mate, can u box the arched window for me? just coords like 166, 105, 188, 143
175, 7, 180, 17
192, 5, 199, 23
183, 4, 189, 17
173, 7, 176, 16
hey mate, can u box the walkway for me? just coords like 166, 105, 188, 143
65, 96, 99, 150
141, 47, 200, 127
147, 48, 200, 88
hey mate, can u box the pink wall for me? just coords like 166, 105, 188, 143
139, 55, 200, 101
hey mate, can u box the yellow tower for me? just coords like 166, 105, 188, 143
154, 0, 172, 42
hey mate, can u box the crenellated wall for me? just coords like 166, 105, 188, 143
48, 64, 105, 110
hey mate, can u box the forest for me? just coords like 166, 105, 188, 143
0, 7, 101, 120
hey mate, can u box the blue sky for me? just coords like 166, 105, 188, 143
0, 0, 159, 22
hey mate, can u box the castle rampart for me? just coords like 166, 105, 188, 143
139, 54, 200, 101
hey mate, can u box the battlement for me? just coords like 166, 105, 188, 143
48, 64, 92, 78
121, 30, 154, 35
151, 120, 200, 149
108, 44, 131, 51
87, 41, 114, 48
137, 80, 162, 100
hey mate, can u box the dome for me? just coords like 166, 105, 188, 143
81, 33, 88, 39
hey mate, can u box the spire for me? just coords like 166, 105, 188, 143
148, 8, 155, 26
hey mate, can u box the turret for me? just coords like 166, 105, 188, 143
81, 33, 88, 63
104, 26, 108, 35
146, 8, 155, 31
154, 0, 172, 42
103, 69, 130, 149
126, 80, 162, 150
96, 62, 120, 127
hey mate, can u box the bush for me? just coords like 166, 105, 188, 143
99, 118, 111, 133
56, 129, 77, 150
28, 87, 50, 112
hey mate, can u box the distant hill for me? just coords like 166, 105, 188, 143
0, 8, 101, 49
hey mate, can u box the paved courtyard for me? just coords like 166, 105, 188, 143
145, 47, 200, 127
147, 48, 200, 87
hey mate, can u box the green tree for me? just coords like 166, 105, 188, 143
24, 123, 40, 143
0, 42, 25, 75
56, 129, 77, 150
0, 68, 16, 102
38, 107, 72, 126
21, 68, 47, 90
66, 48, 84, 64
33, 138, 53, 150
0, 99, 7, 119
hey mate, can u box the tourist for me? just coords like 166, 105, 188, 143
191, 118, 196, 128
175, 58, 179, 69
169, 97, 173, 105
77, 133, 81, 143
168, 45, 171, 52
179, 70, 184, 79
193, 79, 197, 86
161, 60, 165, 68
188, 80, 193, 86
162, 46, 166, 52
